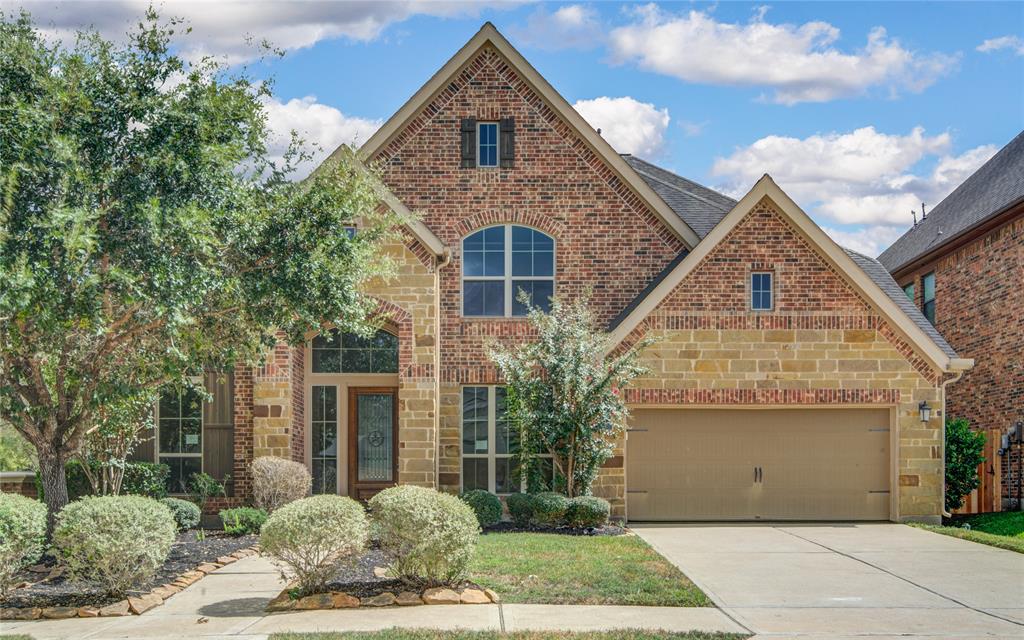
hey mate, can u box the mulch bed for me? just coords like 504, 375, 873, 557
483, 522, 627, 537
4, 530, 257, 610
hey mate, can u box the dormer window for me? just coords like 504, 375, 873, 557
477, 122, 498, 167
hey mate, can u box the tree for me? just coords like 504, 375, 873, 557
488, 293, 653, 497
76, 391, 154, 496
945, 417, 986, 512
0, 11, 405, 535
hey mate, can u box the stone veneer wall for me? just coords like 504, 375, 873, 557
604, 197, 948, 521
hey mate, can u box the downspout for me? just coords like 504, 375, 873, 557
939, 360, 971, 518
434, 248, 452, 490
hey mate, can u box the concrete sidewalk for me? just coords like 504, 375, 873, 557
1, 554, 746, 639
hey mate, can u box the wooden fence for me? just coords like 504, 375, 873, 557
953, 427, 1003, 515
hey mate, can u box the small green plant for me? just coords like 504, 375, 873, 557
161, 497, 201, 531
188, 472, 227, 511
0, 494, 47, 598
945, 417, 986, 512
460, 489, 502, 527
506, 492, 534, 527
566, 496, 611, 528
220, 507, 268, 536
531, 492, 570, 527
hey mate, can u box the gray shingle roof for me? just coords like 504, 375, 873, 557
622, 155, 736, 239
843, 249, 958, 358
877, 130, 1024, 272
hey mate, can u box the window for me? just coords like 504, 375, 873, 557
462, 225, 555, 317
922, 272, 936, 324
751, 272, 773, 311
310, 385, 338, 494
311, 329, 398, 373
343, 226, 357, 239
477, 122, 498, 167
157, 384, 203, 494
461, 386, 553, 494
903, 282, 915, 302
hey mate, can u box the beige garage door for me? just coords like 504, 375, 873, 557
626, 408, 891, 521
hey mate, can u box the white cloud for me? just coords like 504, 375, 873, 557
679, 120, 708, 137
572, 96, 670, 156
821, 224, 906, 257
261, 95, 381, 178
607, 5, 958, 105
511, 4, 603, 50
711, 126, 997, 226
977, 35, 1024, 56
10, 0, 519, 63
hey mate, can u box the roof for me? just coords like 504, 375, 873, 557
878, 130, 1024, 273
622, 155, 736, 239
343, 22, 701, 249
843, 249, 957, 358
606, 174, 969, 373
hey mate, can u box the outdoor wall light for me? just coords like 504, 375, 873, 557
918, 401, 932, 423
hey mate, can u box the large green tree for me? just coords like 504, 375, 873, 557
0, 11, 404, 534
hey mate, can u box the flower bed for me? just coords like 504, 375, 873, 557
0, 531, 258, 620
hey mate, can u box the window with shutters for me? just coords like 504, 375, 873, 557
462, 225, 554, 317
477, 122, 498, 167
461, 117, 514, 169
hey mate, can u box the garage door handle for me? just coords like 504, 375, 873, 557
626, 490, 648, 494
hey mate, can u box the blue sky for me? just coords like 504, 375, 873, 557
11, 1, 1024, 255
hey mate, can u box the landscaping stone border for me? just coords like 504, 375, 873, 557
266, 585, 500, 612
0, 546, 260, 621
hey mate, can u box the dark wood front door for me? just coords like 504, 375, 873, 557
347, 387, 398, 501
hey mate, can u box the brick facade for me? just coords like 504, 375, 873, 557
895, 210, 1024, 507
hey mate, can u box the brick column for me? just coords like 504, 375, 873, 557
253, 340, 295, 459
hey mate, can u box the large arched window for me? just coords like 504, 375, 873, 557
311, 328, 398, 373
462, 225, 554, 317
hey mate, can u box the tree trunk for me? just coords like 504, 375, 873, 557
38, 450, 69, 540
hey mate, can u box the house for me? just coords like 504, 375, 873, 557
135, 23, 972, 523
878, 131, 1024, 513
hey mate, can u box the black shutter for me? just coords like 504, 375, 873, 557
202, 371, 235, 497
500, 118, 515, 168
460, 118, 476, 168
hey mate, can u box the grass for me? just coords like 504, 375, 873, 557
269, 632, 747, 640
910, 511, 1024, 554
468, 532, 709, 607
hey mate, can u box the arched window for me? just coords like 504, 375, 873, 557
462, 225, 554, 317
311, 329, 398, 373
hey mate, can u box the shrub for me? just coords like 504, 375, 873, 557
250, 456, 311, 513
460, 489, 502, 527
946, 417, 987, 512
161, 497, 201, 531
531, 491, 569, 527
260, 495, 368, 595
0, 494, 47, 598
566, 496, 611, 528
220, 507, 268, 536
506, 492, 534, 527
53, 495, 176, 597
369, 485, 479, 585
36, 460, 169, 501
187, 472, 226, 509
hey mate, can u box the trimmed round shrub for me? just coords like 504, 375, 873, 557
161, 497, 201, 531
53, 495, 176, 597
565, 496, 611, 528
531, 492, 569, 527
460, 489, 502, 527
220, 506, 268, 536
250, 456, 311, 513
369, 485, 479, 585
506, 492, 534, 527
260, 495, 368, 595
0, 493, 47, 597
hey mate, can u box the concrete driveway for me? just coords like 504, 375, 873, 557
635, 523, 1024, 639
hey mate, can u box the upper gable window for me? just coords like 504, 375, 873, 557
477, 122, 499, 167
751, 272, 773, 311
462, 225, 554, 317
922, 272, 936, 324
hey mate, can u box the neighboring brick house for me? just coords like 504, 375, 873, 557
878, 131, 1024, 512
133, 24, 972, 523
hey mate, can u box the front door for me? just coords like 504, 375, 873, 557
347, 387, 398, 501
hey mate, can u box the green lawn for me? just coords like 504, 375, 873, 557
270, 631, 746, 640
910, 511, 1024, 554
468, 532, 709, 607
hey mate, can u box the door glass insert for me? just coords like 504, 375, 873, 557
311, 385, 338, 494
357, 393, 394, 482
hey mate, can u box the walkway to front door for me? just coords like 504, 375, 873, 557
634, 523, 1024, 637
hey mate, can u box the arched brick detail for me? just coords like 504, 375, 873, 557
370, 297, 429, 380
454, 210, 566, 240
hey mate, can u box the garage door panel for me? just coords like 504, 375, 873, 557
626, 408, 891, 521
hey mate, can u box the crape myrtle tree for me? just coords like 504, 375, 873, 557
489, 293, 654, 498
0, 11, 405, 535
